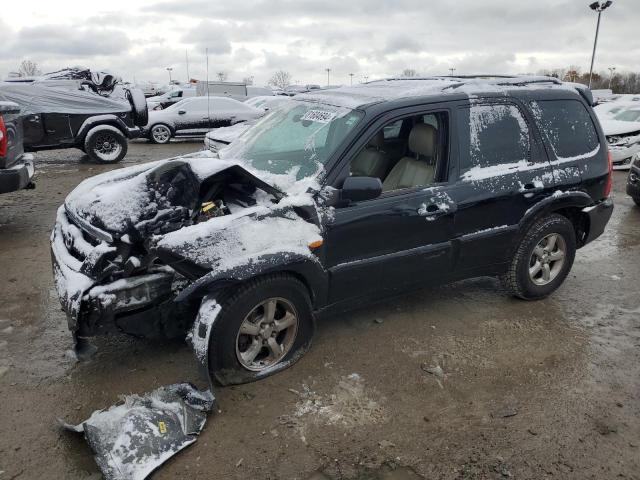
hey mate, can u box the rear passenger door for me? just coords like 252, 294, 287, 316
450, 100, 556, 274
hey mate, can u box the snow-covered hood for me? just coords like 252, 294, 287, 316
64, 151, 283, 239
600, 119, 640, 136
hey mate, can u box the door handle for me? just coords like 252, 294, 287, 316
522, 182, 544, 198
417, 200, 457, 218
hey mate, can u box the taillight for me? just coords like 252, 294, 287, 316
604, 150, 613, 198
0, 116, 7, 157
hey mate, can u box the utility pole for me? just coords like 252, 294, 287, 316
185, 50, 190, 82
449, 67, 456, 77
326, 68, 331, 86
349, 73, 354, 86
166, 67, 173, 83
608, 66, 616, 89
588, 1, 613, 89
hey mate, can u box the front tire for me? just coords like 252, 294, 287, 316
500, 214, 576, 300
204, 274, 314, 386
149, 124, 172, 144
84, 126, 128, 164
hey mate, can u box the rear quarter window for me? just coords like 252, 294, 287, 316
529, 100, 599, 159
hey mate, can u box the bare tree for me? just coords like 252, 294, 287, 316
216, 71, 228, 82
268, 70, 292, 90
401, 68, 419, 78
242, 76, 254, 86
18, 59, 41, 77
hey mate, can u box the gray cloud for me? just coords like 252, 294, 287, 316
10, 25, 129, 57
1, 0, 637, 85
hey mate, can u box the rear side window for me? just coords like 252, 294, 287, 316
458, 104, 530, 176
530, 100, 599, 159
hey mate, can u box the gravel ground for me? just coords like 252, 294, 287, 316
0, 141, 638, 480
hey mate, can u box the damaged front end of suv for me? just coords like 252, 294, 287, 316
51, 151, 321, 360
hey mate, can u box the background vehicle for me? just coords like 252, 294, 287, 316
195, 82, 248, 100
145, 96, 263, 144
244, 95, 289, 111
52, 76, 613, 385
627, 157, 640, 206
247, 86, 274, 97
0, 83, 148, 163
146, 87, 197, 110
0, 100, 34, 194
598, 105, 640, 170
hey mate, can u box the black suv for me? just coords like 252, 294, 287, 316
0, 100, 34, 194
51, 76, 613, 384
0, 84, 147, 164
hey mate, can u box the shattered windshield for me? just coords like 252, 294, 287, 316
613, 109, 640, 122
220, 100, 363, 179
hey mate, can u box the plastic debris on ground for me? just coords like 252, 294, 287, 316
61, 383, 215, 480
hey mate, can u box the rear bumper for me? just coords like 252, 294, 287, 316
627, 163, 640, 199
0, 154, 34, 194
582, 198, 614, 245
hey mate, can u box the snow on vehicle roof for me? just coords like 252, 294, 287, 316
297, 76, 581, 109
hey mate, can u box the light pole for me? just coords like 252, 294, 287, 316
588, 1, 613, 89
349, 73, 354, 86
449, 67, 456, 77
325, 68, 331, 86
608, 66, 616, 89
166, 67, 173, 83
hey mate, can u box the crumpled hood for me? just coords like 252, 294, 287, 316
600, 119, 640, 136
64, 151, 282, 239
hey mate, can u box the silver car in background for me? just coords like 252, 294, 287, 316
145, 96, 263, 144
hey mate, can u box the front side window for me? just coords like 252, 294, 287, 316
530, 100, 599, 159
348, 112, 449, 192
220, 100, 363, 180
458, 103, 530, 178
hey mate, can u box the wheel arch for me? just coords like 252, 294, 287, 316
174, 255, 329, 309
517, 192, 593, 250
76, 115, 129, 144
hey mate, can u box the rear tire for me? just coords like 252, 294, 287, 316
500, 214, 576, 300
205, 274, 314, 386
84, 126, 128, 164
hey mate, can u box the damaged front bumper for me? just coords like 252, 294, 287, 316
51, 207, 180, 340
608, 142, 640, 170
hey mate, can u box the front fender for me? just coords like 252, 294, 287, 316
174, 252, 329, 308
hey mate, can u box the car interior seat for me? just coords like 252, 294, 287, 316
382, 123, 437, 191
350, 131, 389, 180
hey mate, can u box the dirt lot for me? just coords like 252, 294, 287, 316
0, 142, 638, 480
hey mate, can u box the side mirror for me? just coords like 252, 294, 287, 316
178, 110, 186, 115
341, 176, 382, 203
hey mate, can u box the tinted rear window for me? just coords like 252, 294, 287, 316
530, 100, 599, 159
458, 104, 530, 174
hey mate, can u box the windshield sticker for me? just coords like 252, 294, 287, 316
301, 109, 336, 124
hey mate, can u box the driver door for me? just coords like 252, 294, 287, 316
323, 107, 458, 305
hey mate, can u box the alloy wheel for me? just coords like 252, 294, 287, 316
235, 297, 299, 372
152, 125, 171, 143
528, 233, 566, 286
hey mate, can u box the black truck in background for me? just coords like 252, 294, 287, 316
0, 83, 148, 164
0, 100, 34, 194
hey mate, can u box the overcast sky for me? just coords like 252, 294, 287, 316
1, 0, 637, 87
